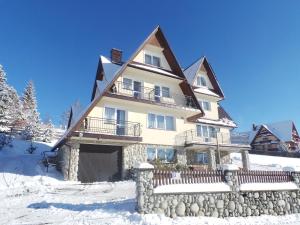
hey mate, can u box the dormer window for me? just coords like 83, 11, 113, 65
196, 75, 207, 87
145, 54, 161, 67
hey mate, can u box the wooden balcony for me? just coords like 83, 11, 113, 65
72, 117, 142, 142
104, 81, 199, 113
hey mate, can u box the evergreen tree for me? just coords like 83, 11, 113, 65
0, 65, 20, 132
21, 81, 42, 140
42, 119, 55, 142
8, 86, 24, 130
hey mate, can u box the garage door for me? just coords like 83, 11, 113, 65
78, 144, 122, 183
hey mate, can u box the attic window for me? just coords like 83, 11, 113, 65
196, 76, 207, 87
145, 54, 161, 67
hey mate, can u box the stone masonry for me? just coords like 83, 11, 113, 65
135, 167, 300, 218
57, 142, 80, 181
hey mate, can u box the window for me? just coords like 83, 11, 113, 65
165, 116, 175, 131
148, 113, 156, 128
152, 56, 161, 67
105, 107, 115, 123
144, 53, 161, 67
196, 152, 208, 164
157, 115, 165, 129
198, 100, 211, 111
145, 54, 152, 65
162, 87, 170, 98
196, 75, 207, 87
196, 124, 217, 138
147, 113, 175, 131
123, 78, 132, 90
154, 85, 171, 101
147, 146, 175, 163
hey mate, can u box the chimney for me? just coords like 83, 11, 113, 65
110, 48, 122, 64
252, 124, 257, 131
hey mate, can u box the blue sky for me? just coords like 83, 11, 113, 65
0, 0, 300, 131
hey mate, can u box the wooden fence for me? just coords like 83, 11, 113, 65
152, 169, 224, 188
236, 170, 293, 185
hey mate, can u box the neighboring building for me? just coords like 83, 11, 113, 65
53, 26, 250, 183
250, 121, 300, 152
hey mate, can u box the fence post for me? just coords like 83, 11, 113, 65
221, 164, 240, 192
241, 150, 250, 170
134, 162, 154, 214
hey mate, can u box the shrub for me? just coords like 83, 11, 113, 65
26, 141, 37, 154
0, 133, 12, 150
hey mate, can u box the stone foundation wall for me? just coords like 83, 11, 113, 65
56, 143, 80, 181
136, 168, 300, 218
56, 145, 70, 180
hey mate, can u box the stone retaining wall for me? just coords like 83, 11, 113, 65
135, 168, 300, 218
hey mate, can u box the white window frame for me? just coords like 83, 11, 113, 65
146, 146, 175, 163
196, 75, 207, 87
154, 85, 171, 99
147, 113, 176, 131
196, 124, 217, 138
198, 100, 211, 111
196, 152, 208, 164
103, 106, 127, 122
144, 53, 161, 67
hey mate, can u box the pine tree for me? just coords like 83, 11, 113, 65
0, 65, 13, 132
42, 119, 55, 142
8, 86, 24, 130
21, 81, 42, 140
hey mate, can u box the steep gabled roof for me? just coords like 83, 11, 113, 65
218, 106, 233, 121
52, 26, 204, 150
250, 120, 297, 144
184, 56, 225, 98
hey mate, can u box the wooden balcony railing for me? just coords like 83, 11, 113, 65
236, 170, 293, 185
77, 117, 141, 137
153, 169, 224, 188
108, 81, 198, 110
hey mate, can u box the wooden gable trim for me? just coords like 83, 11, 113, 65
189, 57, 225, 99
91, 57, 105, 101
250, 125, 281, 145
66, 108, 73, 129
128, 62, 184, 80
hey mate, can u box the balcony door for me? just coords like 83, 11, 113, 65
105, 107, 126, 136
133, 81, 142, 99
116, 109, 125, 135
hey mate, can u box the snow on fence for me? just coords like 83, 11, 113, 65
236, 170, 293, 184
152, 169, 223, 188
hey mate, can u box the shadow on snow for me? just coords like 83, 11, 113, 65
27, 199, 136, 213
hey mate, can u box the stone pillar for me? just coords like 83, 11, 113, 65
68, 142, 80, 181
134, 163, 154, 214
208, 149, 217, 170
241, 150, 250, 171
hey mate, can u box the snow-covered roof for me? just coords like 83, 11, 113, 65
183, 57, 204, 84
263, 120, 294, 142
96, 56, 122, 95
194, 87, 220, 97
129, 62, 180, 78
196, 117, 237, 128
243, 120, 296, 144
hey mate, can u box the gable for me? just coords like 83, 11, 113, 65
132, 44, 172, 71
184, 57, 224, 98
251, 126, 280, 145
193, 63, 214, 89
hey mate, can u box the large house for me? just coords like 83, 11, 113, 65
249, 121, 300, 152
53, 26, 250, 183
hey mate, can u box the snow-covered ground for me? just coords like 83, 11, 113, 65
2, 139, 300, 225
